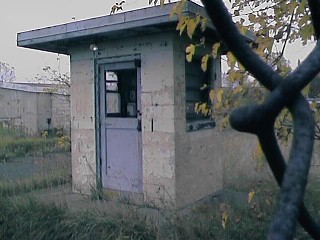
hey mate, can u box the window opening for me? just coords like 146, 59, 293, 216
105, 69, 137, 118
185, 58, 216, 131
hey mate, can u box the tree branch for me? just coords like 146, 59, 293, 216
201, 0, 320, 238
308, 0, 320, 40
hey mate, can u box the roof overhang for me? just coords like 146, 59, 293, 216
17, 1, 219, 55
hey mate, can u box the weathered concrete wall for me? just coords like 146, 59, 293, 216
139, 33, 176, 208
37, 93, 52, 132
69, 57, 96, 194
69, 32, 177, 206
0, 86, 48, 134
175, 130, 224, 208
0, 83, 70, 135
173, 35, 223, 208
51, 94, 70, 134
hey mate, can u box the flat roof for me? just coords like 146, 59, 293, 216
0, 82, 67, 95
17, 1, 217, 55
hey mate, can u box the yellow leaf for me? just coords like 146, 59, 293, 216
310, 102, 317, 111
252, 142, 265, 170
302, 83, 310, 96
222, 212, 228, 229
200, 83, 208, 90
248, 14, 256, 23
194, 102, 199, 112
186, 18, 199, 39
176, 17, 188, 35
217, 89, 224, 103
228, 70, 237, 82
214, 102, 222, 110
222, 116, 229, 128
227, 52, 236, 68
252, 142, 264, 160
209, 89, 215, 103
186, 44, 196, 62
201, 18, 208, 32
212, 42, 221, 59
233, 86, 243, 94
220, 203, 228, 229
265, 198, 272, 205
248, 190, 255, 203
170, 0, 186, 19
201, 54, 210, 72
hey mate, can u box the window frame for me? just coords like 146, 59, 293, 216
185, 57, 216, 132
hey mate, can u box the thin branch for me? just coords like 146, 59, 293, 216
270, 11, 295, 67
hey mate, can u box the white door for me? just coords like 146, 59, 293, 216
99, 60, 142, 193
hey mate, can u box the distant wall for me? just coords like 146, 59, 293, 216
0, 82, 70, 135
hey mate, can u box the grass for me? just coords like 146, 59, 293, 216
0, 198, 157, 240
0, 126, 70, 162
0, 170, 71, 197
0, 182, 319, 239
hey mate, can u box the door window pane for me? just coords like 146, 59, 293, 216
104, 69, 137, 118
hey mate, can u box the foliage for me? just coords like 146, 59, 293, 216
200, 0, 320, 238
149, 0, 320, 142
0, 62, 15, 82
35, 66, 70, 98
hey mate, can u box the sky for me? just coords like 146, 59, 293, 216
0, 0, 316, 82
1, 0, 150, 81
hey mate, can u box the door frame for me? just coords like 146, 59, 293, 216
95, 54, 142, 192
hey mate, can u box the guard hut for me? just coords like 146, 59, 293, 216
17, 1, 223, 208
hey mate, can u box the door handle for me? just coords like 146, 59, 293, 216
137, 119, 141, 132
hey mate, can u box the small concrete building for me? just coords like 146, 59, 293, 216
17, 1, 224, 208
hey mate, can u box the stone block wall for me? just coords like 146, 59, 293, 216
51, 93, 70, 134
172, 35, 224, 208
69, 57, 97, 194
68, 32, 177, 206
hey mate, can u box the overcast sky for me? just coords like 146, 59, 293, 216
0, 0, 315, 82
1, 0, 150, 81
